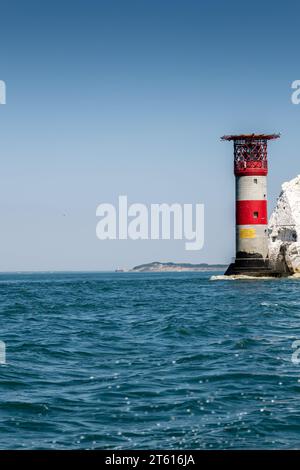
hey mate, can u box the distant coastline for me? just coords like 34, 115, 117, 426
129, 262, 227, 272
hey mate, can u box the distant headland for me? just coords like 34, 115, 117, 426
129, 262, 227, 272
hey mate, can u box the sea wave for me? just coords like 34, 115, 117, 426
0, 271, 300, 449
210, 274, 275, 281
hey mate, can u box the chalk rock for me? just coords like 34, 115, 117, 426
268, 175, 300, 273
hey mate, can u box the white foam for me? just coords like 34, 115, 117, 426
211, 274, 300, 281
210, 275, 275, 281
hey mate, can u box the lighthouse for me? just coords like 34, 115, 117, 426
222, 133, 280, 276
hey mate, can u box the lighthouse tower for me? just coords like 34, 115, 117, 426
222, 133, 280, 276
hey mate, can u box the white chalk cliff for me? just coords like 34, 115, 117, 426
268, 175, 300, 273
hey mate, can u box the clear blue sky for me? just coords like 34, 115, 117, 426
0, 0, 299, 270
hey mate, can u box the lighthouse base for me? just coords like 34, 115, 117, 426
224, 253, 281, 277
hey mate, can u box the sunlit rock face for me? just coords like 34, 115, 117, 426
268, 175, 300, 274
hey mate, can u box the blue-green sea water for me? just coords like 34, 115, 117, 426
1, 271, 300, 449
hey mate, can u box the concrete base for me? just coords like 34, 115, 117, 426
224, 257, 282, 277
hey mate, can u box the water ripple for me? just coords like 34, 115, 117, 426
0, 272, 300, 449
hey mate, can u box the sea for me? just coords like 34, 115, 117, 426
1, 271, 300, 450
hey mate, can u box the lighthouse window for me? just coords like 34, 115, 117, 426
254, 178, 258, 184
253, 211, 258, 218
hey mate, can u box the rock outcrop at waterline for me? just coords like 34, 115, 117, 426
268, 175, 300, 274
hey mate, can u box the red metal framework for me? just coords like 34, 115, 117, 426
221, 134, 280, 176
233, 139, 268, 175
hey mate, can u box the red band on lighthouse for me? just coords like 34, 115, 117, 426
236, 200, 267, 225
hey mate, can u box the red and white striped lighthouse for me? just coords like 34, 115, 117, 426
222, 133, 280, 276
